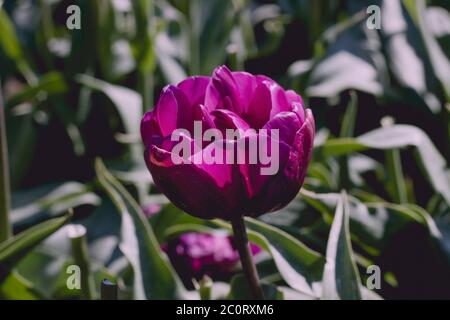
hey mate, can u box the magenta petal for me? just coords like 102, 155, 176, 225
286, 90, 305, 122
177, 76, 210, 106
212, 109, 250, 133
263, 111, 302, 146
141, 110, 161, 147
245, 78, 273, 128
245, 77, 297, 128
237, 133, 290, 199
193, 104, 216, 130
154, 85, 193, 136
147, 145, 228, 219
258, 110, 315, 213
189, 140, 243, 212
231, 71, 258, 110
283, 109, 315, 184
206, 66, 242, 114
147, 143, 241, 220
238, 110, 314, 216
269, 82, 291, 118
154, 86, 179, 136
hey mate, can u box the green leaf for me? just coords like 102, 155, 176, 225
307, 18, 387, 98
322, 191, 362, 300
0, 270, 41, 300
95, 158, 184, 299
321, 125, 450, 205
76, 75, 143, 161
414, 0, 450, 99
5, 111, 37, 188
0, 8, 35, 82
197, 0, 235, 74
75, 74, 142, 135
301, 189, 439, 253
213, 218, 324, 297
0, 213, 71, 271
11, 182, 101, 228
227, 273, 284, 300
381, 0, 442, 112
6, 72, 68, 108
339, 91, 357, 138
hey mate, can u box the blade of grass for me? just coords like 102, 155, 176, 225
339, 91, 358, 189
381, 117, 408, 203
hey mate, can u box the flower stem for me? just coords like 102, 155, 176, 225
231, 216, 264, 300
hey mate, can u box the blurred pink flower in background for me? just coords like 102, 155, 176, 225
142, 203, 162, 218
163, 232, 261, 287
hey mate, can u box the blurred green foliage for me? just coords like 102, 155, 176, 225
0, 0, 450, 299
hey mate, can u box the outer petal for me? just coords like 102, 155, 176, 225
236, 133, 291, 207
205, 66, 253, 115
146, 142, 242, 220
155, 85, 193, 136
245, 77, 295, 128
263, 111, 302, 146
212, 109, 251, 134
193, 104, 215, 130
244, 76, 273, 128
242, 109, 315, 217
177, 76, 210, 106
141, 110, 162, 147
285, 89, 305, 122
284, 109, 315, 184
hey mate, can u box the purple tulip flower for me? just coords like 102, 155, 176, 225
163, 232, 260, 286
141, 65, 315, 220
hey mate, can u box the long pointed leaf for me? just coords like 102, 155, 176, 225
95, 158, 184, 299
322, 192, 362, 300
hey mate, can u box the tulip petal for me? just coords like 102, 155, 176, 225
193, 104, 216, 130
246, 77, 298, 128
244, 77, 273, 128
239, 109, 315, 216
212, 109, 251, 134
189, 140, 243, 214
147, 142, 242, 220
146, 145, 228, 219
155, 85, 193, 136
269, 82, 291, 118
177, 76, 210, 106
263, 111, 302, 146
284, 108, 315, 184
141, 110, 161, 147
237, 133, 290, 199
286, 90, 305, 122
206, 66, 251, 114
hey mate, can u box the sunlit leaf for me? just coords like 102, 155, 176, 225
0, 213, 71, 273
11, 182, 100, 228
322, 125, 450, 205
322, 192, 362, 300
95, 158, 184, 299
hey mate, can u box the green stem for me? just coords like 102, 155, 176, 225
68, 224, 95, 300
227, 44, 243, 71
386, 148, 408, 204
189, 0, 201, 75
339, 91, 358, 189
0, 88, 11, 243
198, 275, 212, 300
231, 216, 264, 300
